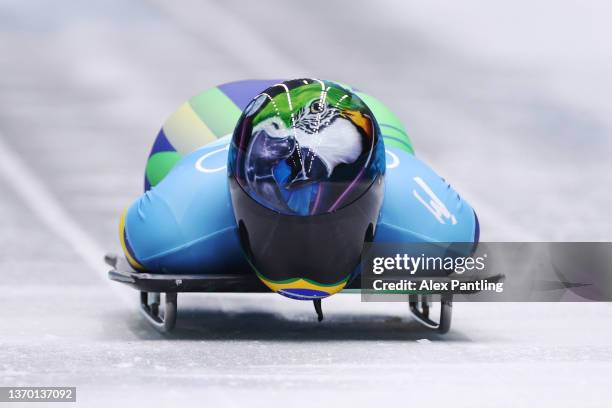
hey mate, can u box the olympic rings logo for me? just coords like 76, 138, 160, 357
194, 145, 230, 173
385, 149, 400, 169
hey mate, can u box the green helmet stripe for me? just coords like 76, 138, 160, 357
383, 135, 415, 154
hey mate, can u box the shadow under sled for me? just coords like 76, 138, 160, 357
106, 253, 475, 334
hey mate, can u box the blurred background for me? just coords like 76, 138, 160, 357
1, 1, 611, 407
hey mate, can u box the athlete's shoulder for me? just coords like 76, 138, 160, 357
377, 147, 478, 244
121, 136, 244, 273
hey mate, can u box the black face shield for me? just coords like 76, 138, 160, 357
229, 174, 383, 299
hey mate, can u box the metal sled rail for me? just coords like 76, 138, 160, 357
106, 253, 501, 334
105, 254, 268, 293
105, 253, 268, 332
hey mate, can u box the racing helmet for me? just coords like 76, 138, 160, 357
228, 79, 385, 300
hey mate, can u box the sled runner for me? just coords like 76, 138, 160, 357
106, 253, 501, 334
106, 253, 267, 331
